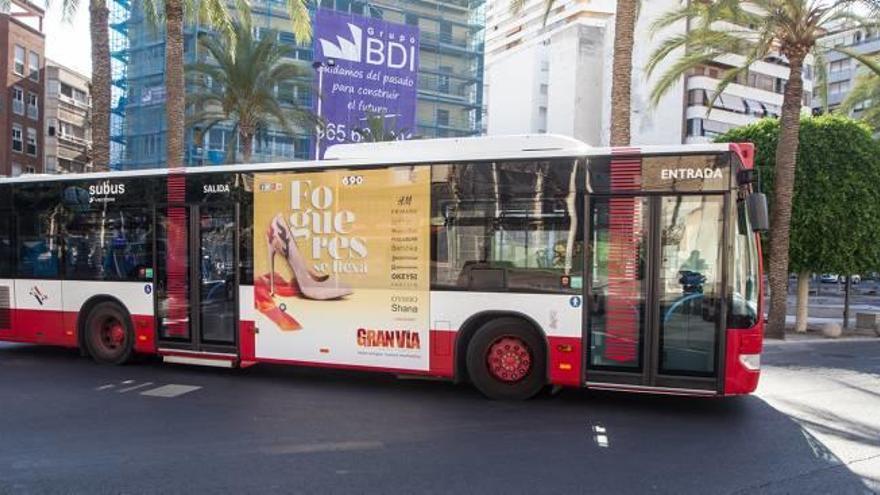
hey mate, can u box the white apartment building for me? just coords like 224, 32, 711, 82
484, 0, 813, 145
44, 59, 93, 173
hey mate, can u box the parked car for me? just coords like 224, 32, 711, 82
819, 273, 861, 284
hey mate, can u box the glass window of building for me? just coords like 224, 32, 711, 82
13, 45, 25, 75
28, 51, 40, 81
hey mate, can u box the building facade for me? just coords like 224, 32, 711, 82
116, 0, 486, 169
0, 1, 45, 176
812, 26, 879, 116
484, 0, 615, 144
484, 0, 812, 146
44, 59, 93, 174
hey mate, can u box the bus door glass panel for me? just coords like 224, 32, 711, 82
657, 195, 724, 375
588, 196, 649, 370
198, 206, 236, 345
156, 207, 191, 341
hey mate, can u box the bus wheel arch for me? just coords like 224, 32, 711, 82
78, 296, 135, 365
456, 312, 548, 400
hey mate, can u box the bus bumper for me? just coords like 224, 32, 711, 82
723, 326, 763, 395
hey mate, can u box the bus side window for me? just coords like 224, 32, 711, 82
17, 211, 61, 278
0, 214, 13, 277
63, 207, 153, 281
430, 160, 585, 294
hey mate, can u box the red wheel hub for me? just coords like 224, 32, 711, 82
99, 318, 126, 350
487, 336, 532, 383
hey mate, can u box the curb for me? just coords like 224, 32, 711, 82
764, 335, 880, 345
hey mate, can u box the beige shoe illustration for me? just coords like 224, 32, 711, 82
267, 213, 353, 300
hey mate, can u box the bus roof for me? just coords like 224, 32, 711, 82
0, 135, 733, 184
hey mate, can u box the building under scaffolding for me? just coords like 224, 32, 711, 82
114, 0, 486, 169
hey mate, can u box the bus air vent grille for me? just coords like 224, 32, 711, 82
0, 286, 10, 329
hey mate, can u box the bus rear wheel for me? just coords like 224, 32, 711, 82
84, 302, 134, 365
466, 317, 546, 400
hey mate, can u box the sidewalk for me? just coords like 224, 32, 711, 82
774, 314, 880, 342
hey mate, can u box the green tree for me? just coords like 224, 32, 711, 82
511, 0, 637, 145
717, 115, 880, 332
142, 0, 311, 168
647, 0, 873, 339
187, 21, 317, 163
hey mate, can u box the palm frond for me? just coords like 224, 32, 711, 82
287, 0, 312, 44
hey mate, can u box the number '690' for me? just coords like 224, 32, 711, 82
342, 175, 364, 186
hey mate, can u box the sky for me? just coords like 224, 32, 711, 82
44, 4, 92, 75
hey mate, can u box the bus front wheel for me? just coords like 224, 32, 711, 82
84, 302, 134, 365
466, 317, 546, 400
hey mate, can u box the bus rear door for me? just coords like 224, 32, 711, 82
155, 185, 240, 358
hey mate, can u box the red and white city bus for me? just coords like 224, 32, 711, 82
0, 135, 766, 399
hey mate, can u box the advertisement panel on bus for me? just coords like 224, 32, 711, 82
252, 167, 431, 371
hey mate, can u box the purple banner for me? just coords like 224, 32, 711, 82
313, 9, 420, 158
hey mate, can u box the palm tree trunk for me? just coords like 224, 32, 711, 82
165, 0, 185, 168
609, 0, 636, 147
765, 56, 805, 340
90, 0, 111, 170
241, 132, 254, 163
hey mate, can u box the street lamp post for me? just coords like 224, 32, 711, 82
312, 58, 336, 160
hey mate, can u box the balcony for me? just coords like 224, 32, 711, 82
12, 100, 24, 115
27, 105, 38, 120
59, 94, 91, 110
59, 133, 88, 147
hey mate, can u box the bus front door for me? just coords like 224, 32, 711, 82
156, 204, 239, 354
585, 194, 727, 393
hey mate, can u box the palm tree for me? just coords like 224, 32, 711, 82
647, 0, 872, 339
187, 21, 317, 163
353, 112, 412, 142
142, 0, 311, 168
90, 0, 112, 171
511, 0, 637, 146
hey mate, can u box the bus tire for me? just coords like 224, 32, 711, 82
83, 302, 134, 365
466, 317, 546, 400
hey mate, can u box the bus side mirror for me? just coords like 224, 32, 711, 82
747, 193, 769, 232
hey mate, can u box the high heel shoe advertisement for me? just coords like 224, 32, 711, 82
252, 167, 432, 372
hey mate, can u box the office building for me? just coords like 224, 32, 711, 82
812, 25, 879, 116
484, 0, 813, 145
114, 0, 487, 169
1, 0, 45, 176
44, 59, 93, 173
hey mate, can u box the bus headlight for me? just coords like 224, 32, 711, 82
739, 353, 761, 371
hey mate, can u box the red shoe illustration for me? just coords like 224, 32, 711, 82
267, 213, 353, 300
255, 273, 301, 331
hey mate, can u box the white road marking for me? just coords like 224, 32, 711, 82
117, 382, 154, 393
121, 380, 135, 384
593, 425, 610, 448
262, 441, 384, 455
140, 384, 202, 398
94, 384, 115, 391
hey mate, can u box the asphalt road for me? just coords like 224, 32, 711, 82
0, 339, 879, 495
